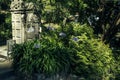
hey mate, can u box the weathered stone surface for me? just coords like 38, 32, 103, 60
11, 0, 40, 44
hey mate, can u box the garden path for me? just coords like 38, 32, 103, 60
0, 45, 7, 61
0, 45, 15, 80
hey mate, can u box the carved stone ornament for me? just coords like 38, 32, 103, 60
25, 2, 34, 10
10, 0, 24, 10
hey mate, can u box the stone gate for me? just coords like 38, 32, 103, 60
10, 0, 40, 44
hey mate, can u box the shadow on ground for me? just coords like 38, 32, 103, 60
0, 60, 15, 80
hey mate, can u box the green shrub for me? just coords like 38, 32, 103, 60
34, 37, 72, 75
12, 41, 35, 80
11, 23, 116, 80
0, 13, 12, 44
69, 34, 115, 80
11, 37, 73, 79
56, 22, 94, 46
112, 48, 120, 80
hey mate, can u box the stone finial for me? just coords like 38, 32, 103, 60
10, 0, 24, 11
25, 2, 35, 10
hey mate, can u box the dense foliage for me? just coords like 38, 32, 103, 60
25, 0, 120, 47
11, 23, 116, 80
0, 0, 11, 45
0, 0, 119, 80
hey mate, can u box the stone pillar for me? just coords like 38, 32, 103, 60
25, 3, 40, 40
10, 0, 25, 44
10, 0, 40, 44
